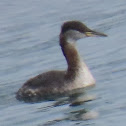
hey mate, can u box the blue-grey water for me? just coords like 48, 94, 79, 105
0, 0, 126, 126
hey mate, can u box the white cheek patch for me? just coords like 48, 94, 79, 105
67, 38, 76, 44
65, 30, 86, 43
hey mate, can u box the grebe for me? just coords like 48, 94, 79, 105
16, 21, 107, 101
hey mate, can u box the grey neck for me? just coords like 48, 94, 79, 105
60, 34, 82, 80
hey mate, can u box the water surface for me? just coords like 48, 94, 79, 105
0, 0, 126, 126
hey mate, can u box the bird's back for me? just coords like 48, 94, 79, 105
16, 70, 67, 101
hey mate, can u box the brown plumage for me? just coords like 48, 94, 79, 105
16, 21, 107, 102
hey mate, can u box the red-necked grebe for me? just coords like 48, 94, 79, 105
16, 21, 107, 101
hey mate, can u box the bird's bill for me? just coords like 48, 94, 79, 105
85, 31, 107, 37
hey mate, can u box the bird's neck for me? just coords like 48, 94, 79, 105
60, 34, 82, 80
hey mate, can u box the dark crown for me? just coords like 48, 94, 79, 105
61, 21, 92, 34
